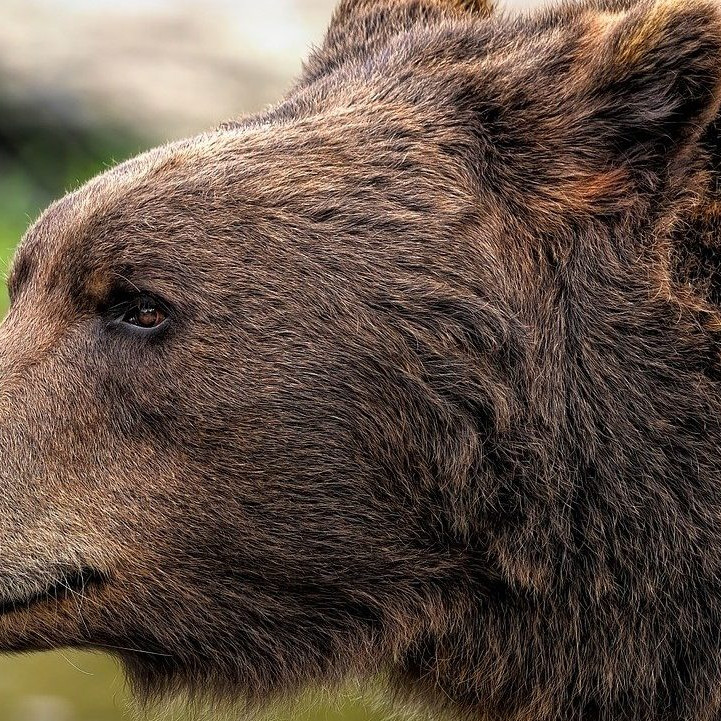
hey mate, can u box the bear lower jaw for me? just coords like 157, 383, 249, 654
0, 567, 105, 618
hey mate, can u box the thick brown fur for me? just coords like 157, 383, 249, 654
4, 0, 721, 719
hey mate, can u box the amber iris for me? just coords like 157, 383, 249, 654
124, 297, 166, 328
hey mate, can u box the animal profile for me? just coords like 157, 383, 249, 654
3, 1, 721, 719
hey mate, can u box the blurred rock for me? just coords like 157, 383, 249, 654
0, 0, 539, 141
0, 0, 334, 139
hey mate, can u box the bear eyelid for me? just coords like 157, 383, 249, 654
103, 288, 172, 335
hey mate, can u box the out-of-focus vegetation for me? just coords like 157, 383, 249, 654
0, 650, 393, 721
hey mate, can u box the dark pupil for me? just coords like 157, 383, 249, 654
129, 298, 161, 327
137, 306, 158, 327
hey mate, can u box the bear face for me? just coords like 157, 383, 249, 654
3, 0, 721, 719
0, 112, 492, 700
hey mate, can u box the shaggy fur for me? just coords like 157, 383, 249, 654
3, 0, 721, 719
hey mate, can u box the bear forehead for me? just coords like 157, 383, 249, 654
8, 103, 473, 305
6, 127, 337, 298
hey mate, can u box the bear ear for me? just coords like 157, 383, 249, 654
572, 0, 721, 187
330, 0, 494, 23
435, 0, 493, 15
301, 0, 493, 85
484, 0, 721, 218
668, 117, 721, 308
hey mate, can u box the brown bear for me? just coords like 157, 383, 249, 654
3, 0, 721, 719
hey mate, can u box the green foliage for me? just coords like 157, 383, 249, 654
0, 652, 391, 721
0, 169, 38, 314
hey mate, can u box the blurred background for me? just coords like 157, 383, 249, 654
0, 0, 533, 719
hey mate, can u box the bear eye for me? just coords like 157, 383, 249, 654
107, 293, 170, 332
121, 296, 167, 329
